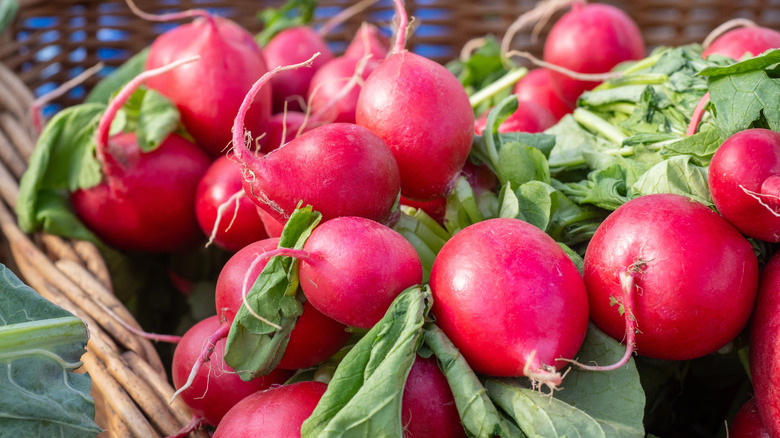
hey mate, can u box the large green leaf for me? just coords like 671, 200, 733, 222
630, 155, 711, 205
301, 286, 431, 438
0, 264, 99, 437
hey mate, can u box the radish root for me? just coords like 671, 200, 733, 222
500, 0, 582, 58
206, 188, 246, 248
31, 62, 104, 134
506, 50, 621, 81
702, 18, 758, 50
170, 323, 230, 403
126, 0, 217, 28
318, 0, 382, 36
165, 416, 208, 438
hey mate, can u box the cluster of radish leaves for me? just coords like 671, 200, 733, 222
0, 264, 100, 437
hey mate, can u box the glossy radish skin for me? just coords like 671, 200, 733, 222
297, 216, 423, 328
213, 381, 327, 437
703, 27, 780, 60
145, 16, 271, 157
344, 22, 390, 60
172, 316, 293, 426
402, 355, 466, 438
215, 238, 350, 369
474, 100, 557, 136
584, 194, 758, 361
357, 50, 474, 201
709, 129, 780, 242
430, 218, 588, 379
258, 207, 285, 238
729, 398, 771, 438
543, 3, 644, 106
264, 26, 334, 113
513, 68, 573, 122
195, 155, 268, 252
260, 111, 322, 153
750, 252, 780, 437
71, 131, 210, 252
308, 55, 380, 124
239, 123, 401, 225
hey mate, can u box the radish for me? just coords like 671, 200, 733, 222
264, 26, 334, 113
474, 99, 556, 136
260, 110, 323, 153
729, 398, 771, 438
249, 216, 423, 328
131, 2, 272, 157
750, 252, 780, 436
171, 315, 293, 426
429, 218, 588, 389
258, 207, 285, 238
543, 2, 644, 107
583, 194, 758, 369
195, 155, 268, 252
400, 196, 447, 225
308, 53, 380, 124
402, 355, 466, 438
215, 237, 350, 370
708, 129, 780, 242
703, 24, 780, 60
231, 58, 401, 225
356, 0, 474, 201
70, 58, 211, 253
344, 22, 390, 60
513, 68, 573, 122
212, 381, 328, 437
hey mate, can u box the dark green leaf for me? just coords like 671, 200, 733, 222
223, 207, 321, 380
423, 324, 512, 438
16, 103, 106, 236
630, 155, 711, 205
558, 242, 584, 275
256, 0, 317, 46
660, 124, 723, 166
301, 286, 431, 438
0, 264, 100, 437
136, 89, 181, 152
496, 142, 551, 187
497, 133, 556, 158
514, 181, 555, 231
0, 0, 18, 35
85, 48, 149, 104
699, 48, 780, 77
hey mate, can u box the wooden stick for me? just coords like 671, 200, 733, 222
72, 240, 112, 290
41, 234, 82, 264
0, 112, 36, 160
0, 129, 27, 179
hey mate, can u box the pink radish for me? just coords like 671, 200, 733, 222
249, 216, 423, 328
729, 398, 771, 438
215, 238, 350, 369
260, 110, 323, 153
344, 22, 390, 60
308, 54, 381, 124
543, 3, 644, 107
213, 381, 327, 437
231, 57, 401, 225
356, 0, 474, 201
474, 99, 556, 136
513, 68, 573, 122
402, 355, 466, 438
708, 129, 780, 242
70, 58, 211, 253
258, 207, 285, 238
703, 24, 780, 60
171, 315, 293, 426
195, 155, 268, 252
583, 194, 758, 369
750, 252, 780, 437
429, 218, 588, 389
131, 2, 272, 157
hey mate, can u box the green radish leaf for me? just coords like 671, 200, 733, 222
393, 210, 450, 283
446, 36, 513, 113
514, 180, 555, 231
630, 155, 711, 205
422, 324, 512, 438
223, 206, 321, 381
301, 286, 431, 438
86, 48, 149, 104
496, 141, 551, 187
558, 242, 584, 274
16, 103, 105, 238
0, 264, 100, 437
0, 0, 18, 35
660, 123, 723, 166
136, 89, 181, 152
256, 0, 316, 46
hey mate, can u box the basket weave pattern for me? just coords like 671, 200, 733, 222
1, 1, 779, 437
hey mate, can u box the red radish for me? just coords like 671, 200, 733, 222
250, 216, 423, 328
213, 381, 327, 437
400, 196, 447, 224
474, 99, 557, 136
750, 252, 780, 437
429, 218, 588, 388
729, 398, 771, 438
215, 238, 350, 369
264, 26, 334, 113
356, 0, 474, 201
260, 110, 323, 153
308, 54, 380, 124
513, 68, 573, 122
71, 58, 211, 253
344, 22, 390, 60
132, 2, 271, 157
231, 58, 401, 225
703, 26, 780, 60
195, 155, 268, 252
402, 355, 466, 438
709, 129, 780, 242
258, 207, 285, 238
543, 3, 644, 106
171, 315, 293, 426
583, 194, 758, 368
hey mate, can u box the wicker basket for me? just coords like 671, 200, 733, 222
0, 1, 778, 437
